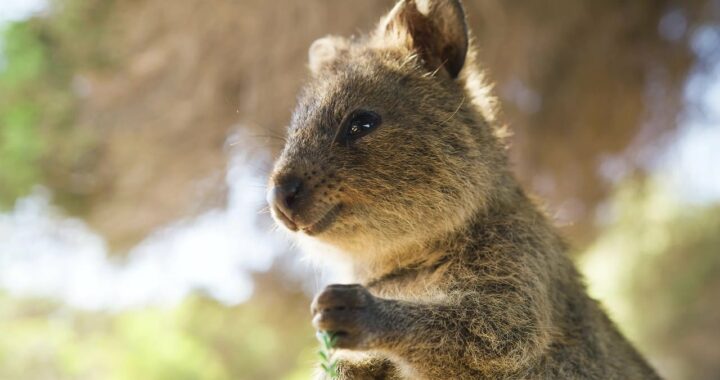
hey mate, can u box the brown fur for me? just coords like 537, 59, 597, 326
267, 0, 660, 378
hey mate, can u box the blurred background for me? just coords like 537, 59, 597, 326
0, 0, 719, 379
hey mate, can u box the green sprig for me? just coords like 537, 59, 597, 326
317, 331, 339, 379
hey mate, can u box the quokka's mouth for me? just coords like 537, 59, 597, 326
272, 206, 298, 232
302, 204, 343, 236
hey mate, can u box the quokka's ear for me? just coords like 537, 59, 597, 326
377, 0, 468, 78
308, 36, 348, 75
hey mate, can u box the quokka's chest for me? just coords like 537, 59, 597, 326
366, 267, 457, 303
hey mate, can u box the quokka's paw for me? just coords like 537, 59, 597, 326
311, 284, 378, 350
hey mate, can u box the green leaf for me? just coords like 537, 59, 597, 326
318, 350, 328, 361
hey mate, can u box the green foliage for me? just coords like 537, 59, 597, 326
0, 101, 44, 188
0, 22, 48, 87
580, 180, 720, 379
317, 331, 339, 379
0, 22, 49, 207
0, 292, 317, 380
109, 309, 229, 380
0, 0, 111, 211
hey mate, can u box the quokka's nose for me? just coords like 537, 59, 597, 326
267, 176, 303, 230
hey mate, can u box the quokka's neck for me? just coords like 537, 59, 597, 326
441, 179, 565, 256
354, 175, 566, 285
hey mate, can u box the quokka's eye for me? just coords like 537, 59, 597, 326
335, 110, 382, 145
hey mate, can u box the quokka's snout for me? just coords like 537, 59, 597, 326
266, 174, 303, 231
267, 164, 346, 236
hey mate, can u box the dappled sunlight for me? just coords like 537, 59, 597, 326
0, 146, 288, 310
1, 0, 719, 379
581, 181, 720, 379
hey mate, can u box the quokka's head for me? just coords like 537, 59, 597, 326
268, 0, 508, 256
